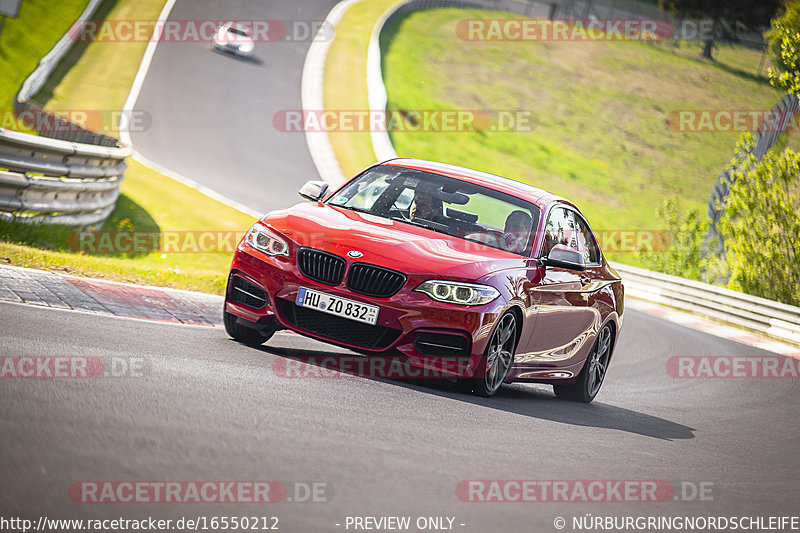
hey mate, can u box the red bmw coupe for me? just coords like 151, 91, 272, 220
224, 159, 624, 401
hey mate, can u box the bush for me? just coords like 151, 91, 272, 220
718, 135, 800, 306
767, 1, 800, 94
636, 198, 712, 282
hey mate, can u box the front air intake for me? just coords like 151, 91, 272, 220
229, 275, 268, 309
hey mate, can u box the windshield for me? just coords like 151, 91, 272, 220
327, 165, 540, 256
228, 26, 251, 37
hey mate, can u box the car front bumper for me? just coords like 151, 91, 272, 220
225, 243, 505, 379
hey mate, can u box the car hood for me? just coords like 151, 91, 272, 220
261, 202, 527, 280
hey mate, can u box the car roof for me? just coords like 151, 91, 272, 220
381, 158, 571, 211
226, 22, 251, 32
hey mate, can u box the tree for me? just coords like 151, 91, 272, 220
660, 0, 780, 59
767, 1, 800, 94
703, 5, 800, 306
765, 1, 800, 77
718, 135, 800, 306
637, 198, 709, 281
646, 2, 799, 304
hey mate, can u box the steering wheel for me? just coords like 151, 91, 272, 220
391, 201, 410, 220
464, 230, 504, 248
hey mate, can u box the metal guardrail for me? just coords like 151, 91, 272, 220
0, 128, 130, 226
612, 262, 800, 346
1, 0, 129, 226
16, 0, 104, 109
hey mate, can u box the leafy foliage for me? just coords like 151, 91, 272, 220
765, 1, 800, 76
644, 134, 799, 306
768, 2, 800, 94
637, 199, 714, 281
718, 135, 800, 306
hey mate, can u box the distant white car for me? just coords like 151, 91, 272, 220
212, 23, 255, 58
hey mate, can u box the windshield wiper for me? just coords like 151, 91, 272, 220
390, 216, 450, 235
335, 205, 375, 215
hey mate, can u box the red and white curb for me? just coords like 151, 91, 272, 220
0, 264, 221, 326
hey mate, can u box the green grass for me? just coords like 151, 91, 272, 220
0, 0, 256, 294
324, 6, 798, 265
323, 0, 397, 177
380, 8, 799, 243
0, 0, 88, 131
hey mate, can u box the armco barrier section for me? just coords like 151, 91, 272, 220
611, 262, 800, 346
0, 128, 130, 226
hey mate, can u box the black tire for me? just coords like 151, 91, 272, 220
553, 324, 613, 403
462, 312, 518, 397
223, 310, 274, 346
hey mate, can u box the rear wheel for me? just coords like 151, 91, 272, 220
461, 312, 517, 397
223, 310, 274, 346
553, 324, 613, 403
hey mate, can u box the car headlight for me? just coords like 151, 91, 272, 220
415, 280, 500, 306
245, 223, 289, 257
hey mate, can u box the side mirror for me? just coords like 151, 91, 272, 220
543, 244, 586, 271
299, 180, 330, 201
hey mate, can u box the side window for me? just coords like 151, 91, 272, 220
541, 208, 600, 264
572, 214, 601, 264
541, 207, 572, 257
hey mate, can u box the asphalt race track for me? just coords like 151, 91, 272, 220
131, 0, 339, 214
3, 0, 799, 530
1, 301, 798, 530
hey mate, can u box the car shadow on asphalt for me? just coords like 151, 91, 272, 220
258, 344, 696, 442
212, 48, 265, 66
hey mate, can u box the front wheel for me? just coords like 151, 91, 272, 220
223, 310, 274, 346
461, 312, 517, 397
553, 323, 613, 403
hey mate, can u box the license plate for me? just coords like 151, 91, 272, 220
296, 287, 379, 326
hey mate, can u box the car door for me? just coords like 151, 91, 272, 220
515, 206, 601, 369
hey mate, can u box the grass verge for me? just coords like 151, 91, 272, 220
381, 9, 797, 233
324, 5, 797, 265
0, 0, 88, 131
323, 0, 397, 177
0, 0, 256, 294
